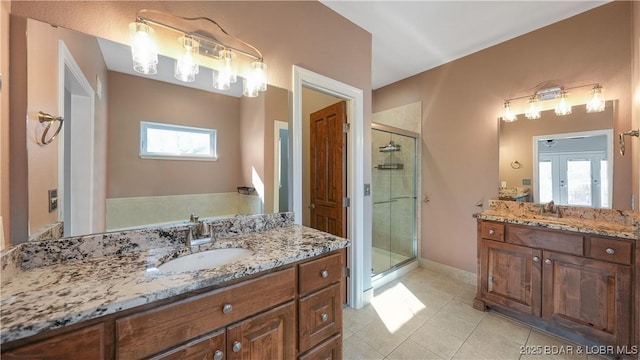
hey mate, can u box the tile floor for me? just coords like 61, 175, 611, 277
343, 268, 611, 360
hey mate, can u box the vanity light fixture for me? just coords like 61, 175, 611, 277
502, 101, 517, 122
501, 82, 605, 121
554, 91, 572, 116
586, 84, 605, 113
129, 9, 267, 97
525, 96, 541, 119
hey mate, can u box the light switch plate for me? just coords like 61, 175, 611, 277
522, 179, 531, 185
48, 189, 58, 212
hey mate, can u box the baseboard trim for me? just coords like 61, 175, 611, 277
418, 257, 477, 286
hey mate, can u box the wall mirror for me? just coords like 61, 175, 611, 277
499, 101, 618, 208
17, 16, 290, 241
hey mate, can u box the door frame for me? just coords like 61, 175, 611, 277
292, 66, 366, 309
273, 120, 289, 213
58, 40, 95, 236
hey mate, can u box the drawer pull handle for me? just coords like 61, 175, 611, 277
488, 229, 495, 235
213, 350, 224, 360
222, 303, 233, 314
544, 259, 552, 265
232, 341, 242, 352
321, 270, 329, 278
321, 313, 329, 322
605, 248, 615, 255
532, 256, 540, 263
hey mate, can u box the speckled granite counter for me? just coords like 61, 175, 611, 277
474, 200, 639, 240
0, 213, 349, 344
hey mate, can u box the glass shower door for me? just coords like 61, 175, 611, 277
371, 124, 417, 277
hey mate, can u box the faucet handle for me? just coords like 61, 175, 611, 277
190, 214, 199, 222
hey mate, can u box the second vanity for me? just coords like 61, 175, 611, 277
0, 213, 349, 359
474, 201, 639, 358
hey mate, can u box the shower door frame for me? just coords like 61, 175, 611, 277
371, 123, 420, 287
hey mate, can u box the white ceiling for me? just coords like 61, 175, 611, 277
320, 1, 610, 89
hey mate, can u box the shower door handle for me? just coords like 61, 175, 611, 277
373, 200, 397, 205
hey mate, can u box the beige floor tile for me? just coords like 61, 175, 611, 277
453, 285, 477, 306
344, 304, 378, 333
524, 330, 587, 360
473, 312, 531, 345
409, 323, 465, 359
385, 339, 444, 360
464, 327, 524, 359
343, 327, 355, 341
355, 318, 421, 356
425, 307, 481, 340
440, 299, 486, 324
343, 334, 386, 360
451, 342, 498, 360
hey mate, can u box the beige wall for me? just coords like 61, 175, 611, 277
301, 87, 342, 226
9, 1, 372, 244
1, 0, 10, 249
23, 18, 109, 236
373, 2, 634, 273
107, 71, 242, 198
499, 102, 614, 201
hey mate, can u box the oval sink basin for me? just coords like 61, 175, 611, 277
158, 248, 253, 273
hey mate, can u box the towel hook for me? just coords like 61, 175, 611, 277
37, 111, 64, 145
510, 160, 522, 169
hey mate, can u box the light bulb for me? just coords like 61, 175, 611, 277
175, 36, 199, 82
243, 77, 259, 98
525, 97, 540, 120
213, 50, 237, 90
250, 60, 267, 92
502, 101, 517, 122
554, 91, 572, 116
129, 21, 158, 75
586, 85, 605, 113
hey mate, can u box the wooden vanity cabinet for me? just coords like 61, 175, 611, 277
2, 250, 346, 360
475, 220, 635, 351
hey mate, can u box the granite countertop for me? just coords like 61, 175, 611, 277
475, 200, 639, 240
0, 224, 349, 344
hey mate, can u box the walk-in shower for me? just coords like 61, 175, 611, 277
371, 123, 418, 284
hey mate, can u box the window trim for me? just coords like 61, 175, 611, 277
139, 121, 218, 161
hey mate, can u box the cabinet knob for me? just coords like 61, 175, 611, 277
213, 350, 224, 360
321, 270, 329, 278
488, 229, 495, 235
605, 248, 615, 255
544, 259, 552, 265
232, 341, 242, 353
321, 313, 329, 322
532, 256, 540, 263
222, 303, 233, 314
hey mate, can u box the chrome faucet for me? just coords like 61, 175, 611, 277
186, 214, 213, 246
540, 201, 562, 217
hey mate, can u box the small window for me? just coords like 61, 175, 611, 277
140, 121, 218, 161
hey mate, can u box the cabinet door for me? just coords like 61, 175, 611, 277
148, 329, 225, 360
480, 239, 542, 316
541, 251, 631, 345
299, 334, 342, 360
226, 301, 296, 360
3, 323, 106, 360
299, 283, 342, 352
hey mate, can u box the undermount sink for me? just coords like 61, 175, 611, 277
157, 248, 254, 273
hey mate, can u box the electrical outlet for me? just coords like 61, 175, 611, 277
48, 189, 58, 212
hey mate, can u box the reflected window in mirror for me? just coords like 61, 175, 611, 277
140, 121, 218, 161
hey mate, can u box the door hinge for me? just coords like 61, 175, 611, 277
344, 267, 350, 278
343, 123, 350, 133
343, 197, 350, 208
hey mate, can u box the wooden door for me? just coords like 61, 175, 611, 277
480, 239, 542, 316
226, 301, 296, 360
309, 101, 347, 238
541, 251, 631, 345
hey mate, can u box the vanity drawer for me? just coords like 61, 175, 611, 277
587, 237, 633, 265
299, 283, 342, 353
299, 252, 342, 295
480, 221, 505, 242
507, 225, 583, 255
116, 267, 295, 359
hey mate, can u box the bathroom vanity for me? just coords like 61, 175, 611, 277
0, 214, 349, 359
474, 201, 639, 358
